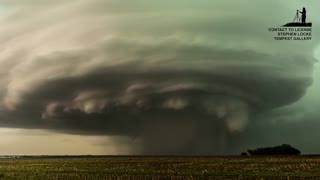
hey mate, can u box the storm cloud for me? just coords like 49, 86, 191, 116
0, 0, 319, 154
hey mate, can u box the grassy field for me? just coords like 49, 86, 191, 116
0, 156, 320, 179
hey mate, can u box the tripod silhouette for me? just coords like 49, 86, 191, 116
293, 10, 301, 22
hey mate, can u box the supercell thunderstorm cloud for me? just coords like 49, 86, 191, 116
0, 0, 319, 154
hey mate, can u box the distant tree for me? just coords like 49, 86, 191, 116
248, 144, 301, 155
241, 152, 248, 156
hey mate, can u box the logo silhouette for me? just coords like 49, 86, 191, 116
283, 7, 312, 27
299, 7, 307, 25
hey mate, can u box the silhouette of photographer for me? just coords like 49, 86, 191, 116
299, 7, 307, 24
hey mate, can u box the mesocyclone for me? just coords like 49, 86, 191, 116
0, 0, 317, 154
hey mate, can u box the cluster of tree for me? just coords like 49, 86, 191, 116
246, 144, 301, 156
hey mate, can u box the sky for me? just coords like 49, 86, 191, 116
0, 0, 319, 155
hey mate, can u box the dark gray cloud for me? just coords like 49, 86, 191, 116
0, 0, 319, 154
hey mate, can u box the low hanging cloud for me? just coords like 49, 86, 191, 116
0, 0, 319, 154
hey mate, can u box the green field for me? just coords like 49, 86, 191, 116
0, 156, 320, 179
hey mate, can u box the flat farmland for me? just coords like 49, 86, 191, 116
0, 156, 319, 179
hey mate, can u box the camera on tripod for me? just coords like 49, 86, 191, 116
293, 9, 301, 23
